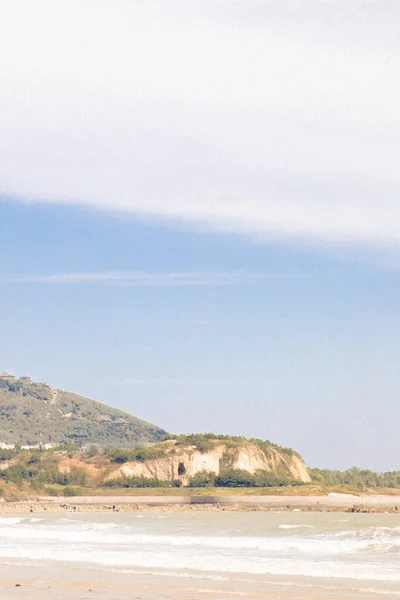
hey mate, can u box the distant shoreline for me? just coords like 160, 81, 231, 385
2, 493, 400, 514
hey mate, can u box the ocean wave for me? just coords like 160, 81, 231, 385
1, 514, 400, 583
2, 519, 400, 557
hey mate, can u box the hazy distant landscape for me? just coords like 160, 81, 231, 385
1, 374, 400, 501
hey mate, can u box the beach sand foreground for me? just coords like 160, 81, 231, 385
0, 563, 392, 600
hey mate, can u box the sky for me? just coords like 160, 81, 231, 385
0, 0, 399, 470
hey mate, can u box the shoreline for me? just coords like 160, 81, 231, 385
2, 493, 400, 513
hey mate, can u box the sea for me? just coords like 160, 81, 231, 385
1, 510, 400, 598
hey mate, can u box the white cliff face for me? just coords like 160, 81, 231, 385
109, 446, 225, 484
106, 442, 311, 484
285, 454, 311, 482
227, 445, 269, 473
189, 445, 225, 474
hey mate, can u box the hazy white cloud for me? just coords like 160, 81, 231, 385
1, 0, 399, 247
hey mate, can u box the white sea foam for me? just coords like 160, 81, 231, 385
1, 524, 389, 556
0, 517, 23, 525
1, 512, 400, 586
278, 524, 314, 530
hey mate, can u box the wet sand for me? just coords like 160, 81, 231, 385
2, 493, 400, 514
0, 563, 395, 600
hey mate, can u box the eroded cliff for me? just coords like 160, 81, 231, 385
105, 440, 311, 484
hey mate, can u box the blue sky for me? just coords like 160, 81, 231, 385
1, 0, 399, 470
1, 200, 400, 470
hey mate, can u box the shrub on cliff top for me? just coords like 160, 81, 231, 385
106, 446, 166, 463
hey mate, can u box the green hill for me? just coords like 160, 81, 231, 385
0, 375, 166, 447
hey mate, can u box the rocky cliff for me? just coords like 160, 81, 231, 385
105, 440, 311, 484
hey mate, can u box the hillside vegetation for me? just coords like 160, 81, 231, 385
310, 466, 400, 489
0, 377, 165, 447
1, 441, 400, 500
0, 433, 311, 499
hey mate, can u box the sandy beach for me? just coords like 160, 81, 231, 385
0, 562, 395, 600
2, 492, 400, 514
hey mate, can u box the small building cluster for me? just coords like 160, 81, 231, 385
0, 371, 32, 382
0, 370, 15, 380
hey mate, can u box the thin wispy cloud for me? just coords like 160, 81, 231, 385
1, 1, 399, 249
0, 271, 273, 286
